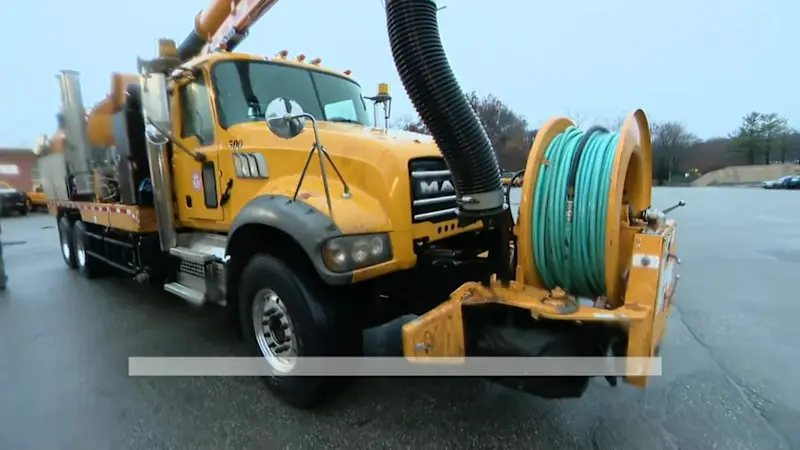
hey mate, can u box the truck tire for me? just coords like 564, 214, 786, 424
72, 221, 102, 278
238, 254, 359, 409
58, 216, 77, 269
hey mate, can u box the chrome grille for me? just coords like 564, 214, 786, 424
409, 158, 457, 223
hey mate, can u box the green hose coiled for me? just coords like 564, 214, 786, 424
532, 126, 620, 298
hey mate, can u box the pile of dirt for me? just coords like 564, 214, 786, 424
691, 164, 800, 187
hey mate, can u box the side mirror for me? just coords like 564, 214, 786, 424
265, 98, 306, 140
139, 71, 171, 144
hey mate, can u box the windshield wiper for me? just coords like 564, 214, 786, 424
327, 118, 362, 125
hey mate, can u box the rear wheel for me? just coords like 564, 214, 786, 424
73, 221, 102, 278
58, 216, 77, 269
238, 254, 360, 409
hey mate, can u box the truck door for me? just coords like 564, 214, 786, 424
172, 74, 223, 223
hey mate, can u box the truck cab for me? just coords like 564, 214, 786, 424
131, 48, 489, 316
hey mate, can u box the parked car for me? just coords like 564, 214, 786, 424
25, 184, 47, 211
0, 182, 30, 216
785, 176, 800, 190
762, 175, 800, 189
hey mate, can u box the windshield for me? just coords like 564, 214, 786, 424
211, 60, 372, 129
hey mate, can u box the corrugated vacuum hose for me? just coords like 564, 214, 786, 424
385, 0, 505, 219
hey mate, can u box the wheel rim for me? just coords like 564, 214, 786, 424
75, 233, 86, 267
60, 228, 71, 261
252, 288, 298, 374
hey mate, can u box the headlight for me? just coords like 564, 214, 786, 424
321, 233, 393, 272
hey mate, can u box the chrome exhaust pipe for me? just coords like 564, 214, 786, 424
55, 70, 94, 197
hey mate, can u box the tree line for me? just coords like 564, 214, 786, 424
392, 93, 800, 185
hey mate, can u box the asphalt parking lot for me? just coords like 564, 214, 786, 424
0, 187, 798, 450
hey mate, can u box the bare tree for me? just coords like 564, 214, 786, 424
683, 138, 746, 173
597, 114, 626, 132
392, 98, 800, 177
390, 93, 532, 170
651, 121, 699, 184
566, 109, 588, 128
465, 92, 531, 170
392, 114, 429, 135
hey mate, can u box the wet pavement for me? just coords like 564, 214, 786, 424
0, 187, 798, 450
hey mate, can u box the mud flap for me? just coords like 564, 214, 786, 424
362, 314, 419, 357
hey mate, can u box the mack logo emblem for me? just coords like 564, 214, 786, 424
419, 180, 455, 195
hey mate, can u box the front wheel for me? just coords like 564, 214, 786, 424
238, 254, 360, 409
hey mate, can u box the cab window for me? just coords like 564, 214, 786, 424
211, 60, 372, 129
324, 100, 358, 122
180, 77, 215, 146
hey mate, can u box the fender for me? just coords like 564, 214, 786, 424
227, 194, 352, 286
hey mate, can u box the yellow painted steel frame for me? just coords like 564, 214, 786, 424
47, 200, 159, 233
401, 110, 679, 388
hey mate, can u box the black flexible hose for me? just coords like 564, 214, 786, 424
177, 30, 207, 63
385, 0, 504, 218
566, 126, 607, 198
504, 170, 525, 207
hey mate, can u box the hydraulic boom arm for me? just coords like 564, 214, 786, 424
177, 0, 282, 62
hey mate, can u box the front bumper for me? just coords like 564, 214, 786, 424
400, 220, 679, 388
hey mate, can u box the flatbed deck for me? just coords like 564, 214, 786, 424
47, 200, 158, 233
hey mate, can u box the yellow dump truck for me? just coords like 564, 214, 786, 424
26, 187, 46, 210
40, 0, 682, 408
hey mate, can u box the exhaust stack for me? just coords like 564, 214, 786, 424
56, 70, 94, 197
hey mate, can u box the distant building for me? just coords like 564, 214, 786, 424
0, 148, 37, 191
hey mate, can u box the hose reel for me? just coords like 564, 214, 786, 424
516, 110, 653, 304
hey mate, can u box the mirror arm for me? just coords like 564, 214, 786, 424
320, 148, 351, 199
145, 118, 207, 163
290, 114, 352, 222
292, 142, 316, 201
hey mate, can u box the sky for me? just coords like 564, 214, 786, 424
0, 0, 795, 148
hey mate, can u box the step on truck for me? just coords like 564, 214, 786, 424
39, 0, 683, 408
